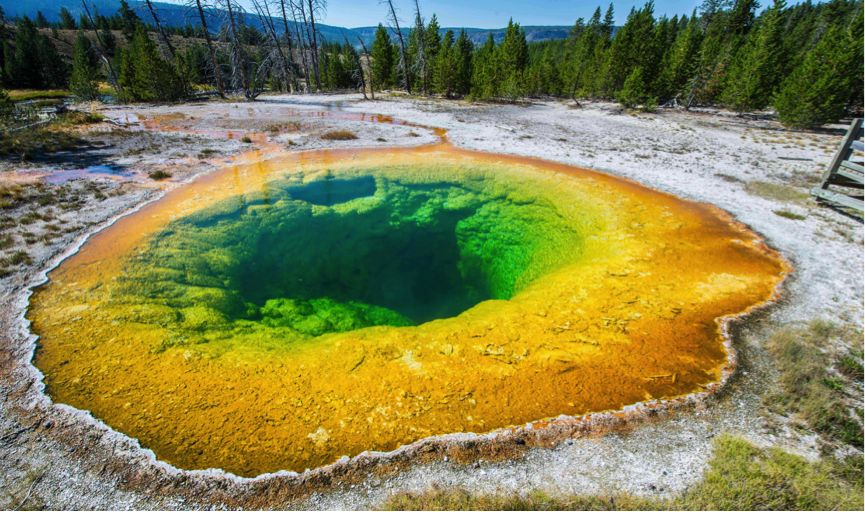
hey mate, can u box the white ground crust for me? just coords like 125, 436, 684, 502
0, 94, 860, 509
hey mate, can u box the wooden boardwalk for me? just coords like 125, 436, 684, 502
812, 118, 864, 213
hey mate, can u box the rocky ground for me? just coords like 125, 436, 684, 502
0, 94, 861, 509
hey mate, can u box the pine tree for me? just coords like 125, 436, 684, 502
37, 32, 67, 88
773, 22, 857, 128
370, 24, 395, 90
35, 11, 49, 29
119, 26, 188, 102
407, 11, 426, 93
617, 66, 656, 109
98, 16, 117, 58
453, 29, 473, 96
721, 0, 787, 111
118, 0, 142, 41
496, 19, 529, 99
434, 30, 455, 96
70, 32, 100, 100
472, 33, 497, 98
657, 11, 702, 101
6, 17, 43, 89
59, 8, 77, 30
607, 2, 657, 96
423, 14, 442, 94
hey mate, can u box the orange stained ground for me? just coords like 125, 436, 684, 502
29, 143, 789, 477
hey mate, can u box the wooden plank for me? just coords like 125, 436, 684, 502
852, 140, 864, 152
841, 160, 864, 174
819, 118, 864, 190
812, 187, 865, 212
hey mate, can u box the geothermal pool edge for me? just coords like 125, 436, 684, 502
9, 115, 792, 507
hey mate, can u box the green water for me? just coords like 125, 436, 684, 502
112, 168, 584, 349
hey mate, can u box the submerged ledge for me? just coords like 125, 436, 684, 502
18, 125, 790, 491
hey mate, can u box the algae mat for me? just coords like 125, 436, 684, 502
29, 145, 788, 476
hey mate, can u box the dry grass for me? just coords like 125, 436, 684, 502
266, 121, 301, 133
765, 321, 864, 448
773, 209, 806, 220
384, 436, 863, 511
320, 130, 358, 141
148, 170, 173, 181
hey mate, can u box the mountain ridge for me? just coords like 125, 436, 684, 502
0, 0, 574, 46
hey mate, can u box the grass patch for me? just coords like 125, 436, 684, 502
5, 250, 31, 266
744, 181, 809, 203
766, 321, 864, 448
148, 170, 173, 181
55, 111, 105, 127
0, 114, 86, 160
7, 89, 70, 102
677, 435, 863, 510
384, 436, 863, 511
320, 130, 358, 141
773, 209, 806, 220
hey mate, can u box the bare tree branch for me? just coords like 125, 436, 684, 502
144, 0, 176, 59
251, 0, 294, 92
383, 0, 411, 94
80, 1, 122, 95
356, 35, 374, 100
189, 0, 226, 98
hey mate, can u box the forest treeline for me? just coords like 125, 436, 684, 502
0, 0, 862, 128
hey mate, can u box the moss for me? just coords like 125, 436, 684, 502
384, 436, 864, 511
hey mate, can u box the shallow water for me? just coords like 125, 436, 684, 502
30, 143, 788, 476
43, 164, 131, 184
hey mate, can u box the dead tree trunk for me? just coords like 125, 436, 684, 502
287, 1, 312, 92
302, 0, 322, 91
81, 0, 122, 96
344, 35, 366, 99
223, 0, 248, 96
385, 0, 411, 94
412, 0, 427, 94
144, 0, 176, 59
356, 35, 374, 100
192, 0, 226, 98
252, 0, 294, 92
276, 0, 298, 92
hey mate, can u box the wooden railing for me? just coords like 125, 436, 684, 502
812, 118, 864, 213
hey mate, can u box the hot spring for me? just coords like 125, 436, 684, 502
29, 145, 787, 476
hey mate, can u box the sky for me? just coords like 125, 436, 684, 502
161, 0, 709, 28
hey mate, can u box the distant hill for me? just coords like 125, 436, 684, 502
0, 0, 575, 47
351, 25, 573, 45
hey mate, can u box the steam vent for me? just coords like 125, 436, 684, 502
30, 146, 788, 477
